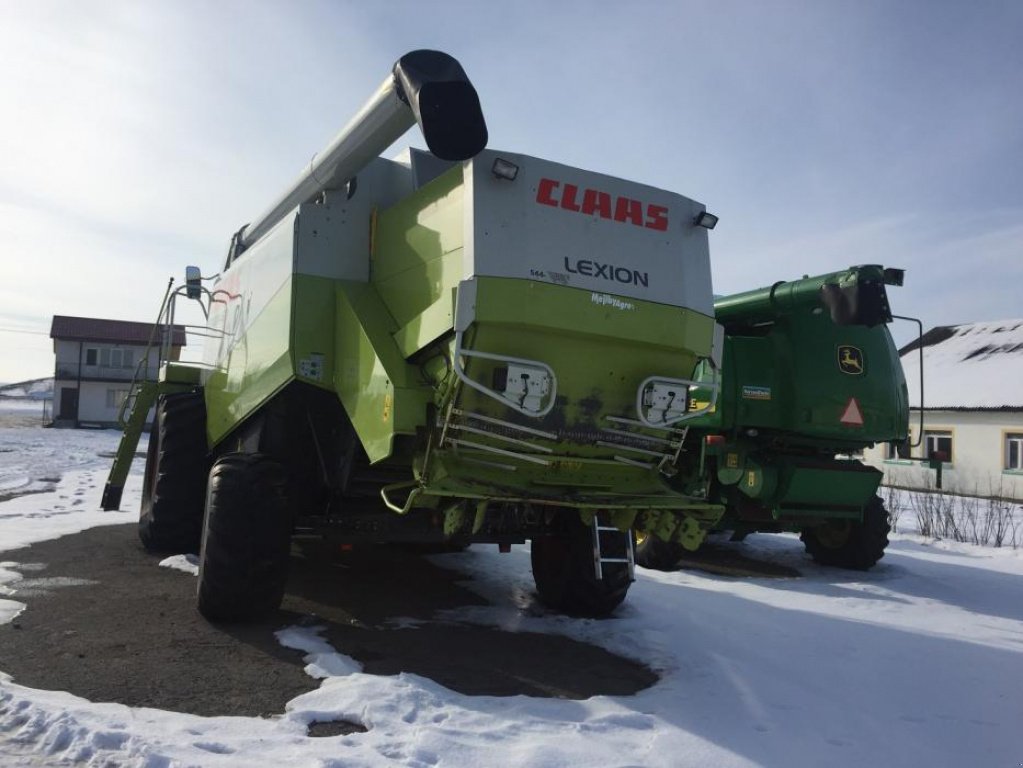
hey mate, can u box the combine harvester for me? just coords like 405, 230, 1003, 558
103, 50, 727, 619
636, 265, 915, 572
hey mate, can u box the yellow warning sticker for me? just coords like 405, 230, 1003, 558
726, 453, 739, 469
382, 393, 393, 421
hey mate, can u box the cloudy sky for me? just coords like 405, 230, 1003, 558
1, 0, 1020, 383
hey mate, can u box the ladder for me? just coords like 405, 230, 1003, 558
100, 278, 186, 511
100, 381, 159, 510
591, 515, 636, 582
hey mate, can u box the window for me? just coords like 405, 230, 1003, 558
85, 348, 98, 366
106, 389, 130, 410
884, 430, 912, 461
923, 430, 953, 463
1006, 433, 1023, 471
99, 348, 134, 369
886, 439, 911, 460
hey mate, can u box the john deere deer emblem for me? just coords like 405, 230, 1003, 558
838, 345, 864, 375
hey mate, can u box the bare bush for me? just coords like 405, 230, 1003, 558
883, 485, 905, 533
882, 475, 1021, 549
983, 478, 1020, 548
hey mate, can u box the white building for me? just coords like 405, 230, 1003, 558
864, 319, 1023, 499
49, 315, 186, 428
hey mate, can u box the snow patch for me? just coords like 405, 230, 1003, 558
158, 554, 199, 576
275, 625, 363, 679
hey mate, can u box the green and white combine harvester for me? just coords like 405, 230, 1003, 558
104, 52, 916, 619
102, 50, 727, 619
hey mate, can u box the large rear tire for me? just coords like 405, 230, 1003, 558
800, 495, 890, 570
138, 391, 208, 553
530, 513, 632, 617
634, 532, 684, 571
197, 453, 292, 622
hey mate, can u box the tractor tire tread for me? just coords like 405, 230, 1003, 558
800, 495, 890, 570
197, 453, 292, 622
138, 392, 208, 553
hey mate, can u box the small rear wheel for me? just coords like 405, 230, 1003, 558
800, 495, 890, 570
634, 531, 684, 571
531, 513, 632, 617
197, 453, 292, 622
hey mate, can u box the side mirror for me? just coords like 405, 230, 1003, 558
185, 266, 202, 300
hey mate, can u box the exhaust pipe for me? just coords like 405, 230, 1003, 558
234, 49, 487, 254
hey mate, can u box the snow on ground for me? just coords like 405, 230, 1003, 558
2, 425, 1023, 766
158, 554, 200, 576
0, 402, 124, 500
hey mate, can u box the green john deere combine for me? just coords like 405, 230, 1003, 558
102, 50, 728, 619
636, 264, 911, 572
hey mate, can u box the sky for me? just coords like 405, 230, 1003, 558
1, 0, 1020, 383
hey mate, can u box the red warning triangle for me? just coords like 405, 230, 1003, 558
840, 397, 864, 426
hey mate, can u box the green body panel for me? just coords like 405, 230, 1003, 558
205, 279, 294, 448
713, 446, 881, 517
714, 264, 889, 325
778, 461, 881, 514
420, 277, 717, 513
204, 266, 434, 462
291, 274, 340, 394
373, 165, 464, 333
162, 362, 203, 386
473, 278, 713, 349
701, 319, 908, 443
333, 280, 433, 462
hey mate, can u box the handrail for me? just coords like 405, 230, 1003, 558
117, 279, 177, 427
892, 315, 924, 448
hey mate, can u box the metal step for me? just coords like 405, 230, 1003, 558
591, 515, 635, 582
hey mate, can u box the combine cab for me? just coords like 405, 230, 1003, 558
636, 265, 911, 571
104, 50, 724, 619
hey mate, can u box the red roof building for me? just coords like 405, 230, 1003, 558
49, 315, 187, 428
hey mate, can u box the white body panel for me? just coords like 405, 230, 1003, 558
463, 149, 714, 315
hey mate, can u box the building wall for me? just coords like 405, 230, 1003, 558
864, 409, 1023, 499
52, 339, 179, 427
53, 339, 161, 382
80, 382, 132, 425
53, 378, 155, 426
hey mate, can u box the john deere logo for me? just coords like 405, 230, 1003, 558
838, 345, 864, 375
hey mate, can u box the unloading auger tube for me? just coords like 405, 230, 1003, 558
230, 49, 488, 258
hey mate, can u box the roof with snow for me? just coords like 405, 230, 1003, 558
49, 315, 186, 346
0, 377, 53, 400
899, 319, 1023, 410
